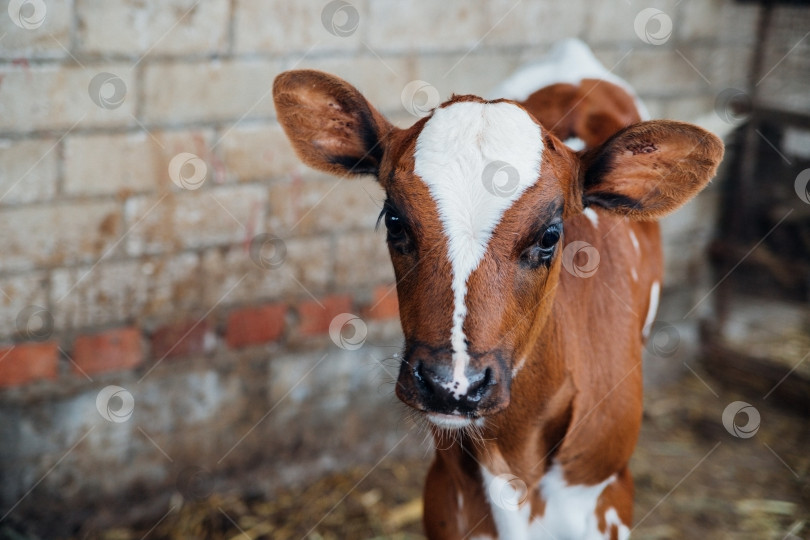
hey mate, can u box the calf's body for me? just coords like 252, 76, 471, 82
273, 39, 722, 539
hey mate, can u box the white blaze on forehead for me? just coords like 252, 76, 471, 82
414, 101, 543, 398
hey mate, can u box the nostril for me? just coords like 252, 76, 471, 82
413, 361, 433, 392
467, 367, 493, 400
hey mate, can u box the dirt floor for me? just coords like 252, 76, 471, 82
81, 367, 809, 540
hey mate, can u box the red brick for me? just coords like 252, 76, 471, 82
0, 342, 59, 388
363, 285, 400, 320
298, 294, 353, 336
226, 303, 287, 349
151, 319, 211, 360
72, 327, 143, 375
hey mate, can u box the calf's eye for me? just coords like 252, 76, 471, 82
520, 222, 562, 268
540, 225, 561, 249
385, 211, 405, 239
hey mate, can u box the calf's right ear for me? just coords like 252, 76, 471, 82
273, 70, 395, 178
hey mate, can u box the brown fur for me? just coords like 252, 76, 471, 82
273, 69, 724, 538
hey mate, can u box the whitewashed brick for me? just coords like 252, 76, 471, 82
679, 0, 760, 44
0, 64, 135, 132
235, 0, 362, 54
586, 0, 680, 45
642, 97, 668, 120
334, 229, 394, 288
218, 122, 301, 183
0, 273, 49, 340
624, 48, 709, 95
660, 190, 720, 287
201, 236, 332, 305
266, 346, 411, 456
663, 95, 715, 122
367, 0, 488, 52
64, 129, 215, 196
0, 1, 71, 58
0, 139, 58, 204
697, 46, 754, 89
76, 0, 229, 55
52, 252, 203, 329
0, 201, 121, 272
268, 174, 383, 236
415, 52, 522, 103
124, 184, 268, 255
142, 60, 281, 124
288, 56, 415, 114
483, 0, 588, 47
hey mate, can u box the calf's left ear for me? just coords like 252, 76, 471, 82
579, 120, 724, 220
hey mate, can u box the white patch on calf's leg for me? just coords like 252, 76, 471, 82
530, 462, 616, 539
480, 465, 532, 539
481, 461, 618, 539
414, 101, 543, 399
604, 507, 630, 540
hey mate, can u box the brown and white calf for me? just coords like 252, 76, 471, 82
273, 39, 723, 539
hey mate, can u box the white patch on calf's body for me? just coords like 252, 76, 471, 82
457, 492, 467, 532
583, 207, 599, 227
481, 462, 620, 539
604, 507, 631, 540
414, 101, 543, 398
480, 466, 533, 539
629, 229, 640, 255
563, 136, 586, 151
489, 38, 650, 121
642, 281, 660, 339
531, 462, 617, 539
631, 267, 638, 282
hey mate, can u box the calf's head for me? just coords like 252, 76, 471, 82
273, 70, 723, 427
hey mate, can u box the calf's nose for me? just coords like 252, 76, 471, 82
413, 357, 494, 414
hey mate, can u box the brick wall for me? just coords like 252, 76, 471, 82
0, 0, 758, 534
